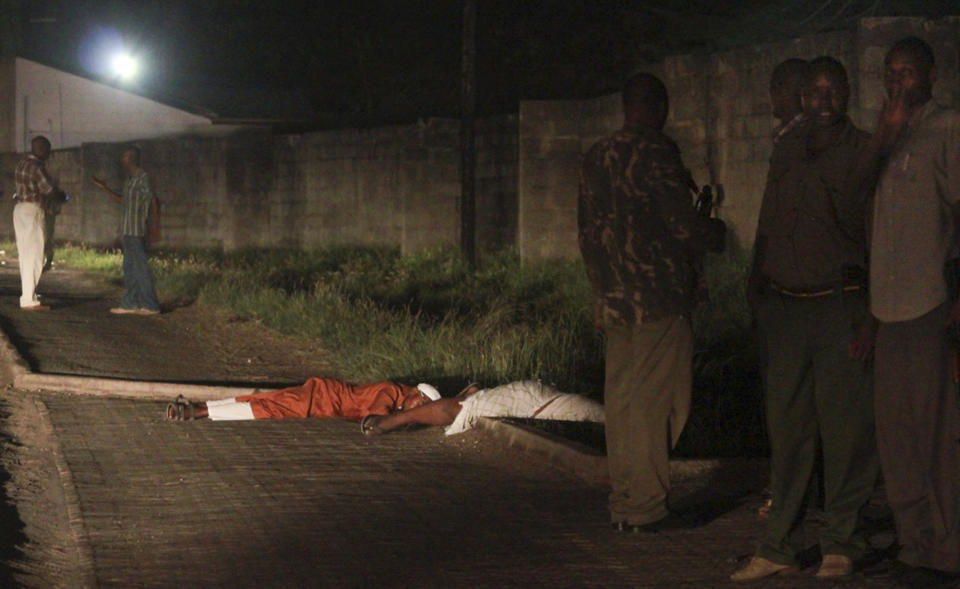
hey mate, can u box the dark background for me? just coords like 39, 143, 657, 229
2, 0, 957, 126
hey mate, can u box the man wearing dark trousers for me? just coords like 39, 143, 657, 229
91, 145, 161, 316
732, 57, 878, 581
578, 72, 725, 533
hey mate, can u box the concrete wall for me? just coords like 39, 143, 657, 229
0, 115, 518, 254
518, 16, 960, 260
2, 58, 217, 152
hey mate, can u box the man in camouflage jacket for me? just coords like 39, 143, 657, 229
578, 72, 725, 531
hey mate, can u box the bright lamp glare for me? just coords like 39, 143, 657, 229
111, 54, 138, 79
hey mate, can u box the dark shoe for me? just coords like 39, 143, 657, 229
894, 564, 959, 588
862, 557, 908, 579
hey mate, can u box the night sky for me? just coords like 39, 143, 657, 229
8, 0, 957, 126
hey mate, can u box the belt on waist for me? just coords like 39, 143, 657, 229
14, 196, 40, 204
769, 283, 862, 298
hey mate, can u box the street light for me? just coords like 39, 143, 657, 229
110, 53, 138, 80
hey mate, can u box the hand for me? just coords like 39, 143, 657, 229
848, 315, 878, 362
592, 299, 605, 332
876, 86, 910, 151
90, 176, 107, 190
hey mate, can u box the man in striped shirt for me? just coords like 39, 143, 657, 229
13, 136, 61, 310
91, 145, 160, 315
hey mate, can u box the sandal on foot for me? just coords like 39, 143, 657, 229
166, 395, 195, 421
360, 414, 385, 436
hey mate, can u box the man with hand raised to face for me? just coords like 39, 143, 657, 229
858, 37, 960, 587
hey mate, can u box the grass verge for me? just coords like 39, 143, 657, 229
32, 241, 765, 456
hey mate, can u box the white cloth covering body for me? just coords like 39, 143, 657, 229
444, 380, 605, 436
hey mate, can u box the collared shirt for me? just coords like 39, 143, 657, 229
13, 154, 55, 203
757, 116, 870, 289
120, 168, 153, 237
578, 124, 715, 325
870, 101, 960, 322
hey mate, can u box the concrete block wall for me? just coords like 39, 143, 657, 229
0, 115, 518, 255
517, 16, 959, 260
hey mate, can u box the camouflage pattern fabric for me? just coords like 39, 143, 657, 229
578, 124, 719, 325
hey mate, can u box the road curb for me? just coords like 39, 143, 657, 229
475, 417, 610, 484
475, 417, 735, 486
0, 324, 258, 401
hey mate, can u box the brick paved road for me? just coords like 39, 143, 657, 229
1, 393, 897, 588
0, 262, 907, 588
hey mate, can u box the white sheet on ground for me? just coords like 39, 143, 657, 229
444, 380, 605, 436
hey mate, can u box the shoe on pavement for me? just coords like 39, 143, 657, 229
730, 556, 800, 582
894, 564, 960, 588
21, 304, 50, 311
816, 554, 853, 578
110, 307, 139, 314
136, 308, 160, 316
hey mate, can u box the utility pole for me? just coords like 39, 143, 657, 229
459, 0, 477, 267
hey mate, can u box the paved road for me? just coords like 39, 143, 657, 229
6, 392, 902, 588
0, 262, 906, 587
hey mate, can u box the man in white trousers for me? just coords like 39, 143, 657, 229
13, 136, 60, 311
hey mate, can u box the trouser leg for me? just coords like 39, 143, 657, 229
13, 202, 45, 308
756, 295, 817, 566
206, 399, 256, 421
875, 304, 960, 573
811, 293, 878, 560
604, 315, 692, 526
121, 235, 160, 311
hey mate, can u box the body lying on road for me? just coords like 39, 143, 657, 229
166, 377, 439, 421
166, 378, 605, 436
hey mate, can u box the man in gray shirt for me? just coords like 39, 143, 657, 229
91, 145, 161, 315
859, 37, 960, 586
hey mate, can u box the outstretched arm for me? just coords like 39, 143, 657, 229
362, 399, 462, 434
90, 176, 123, 203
